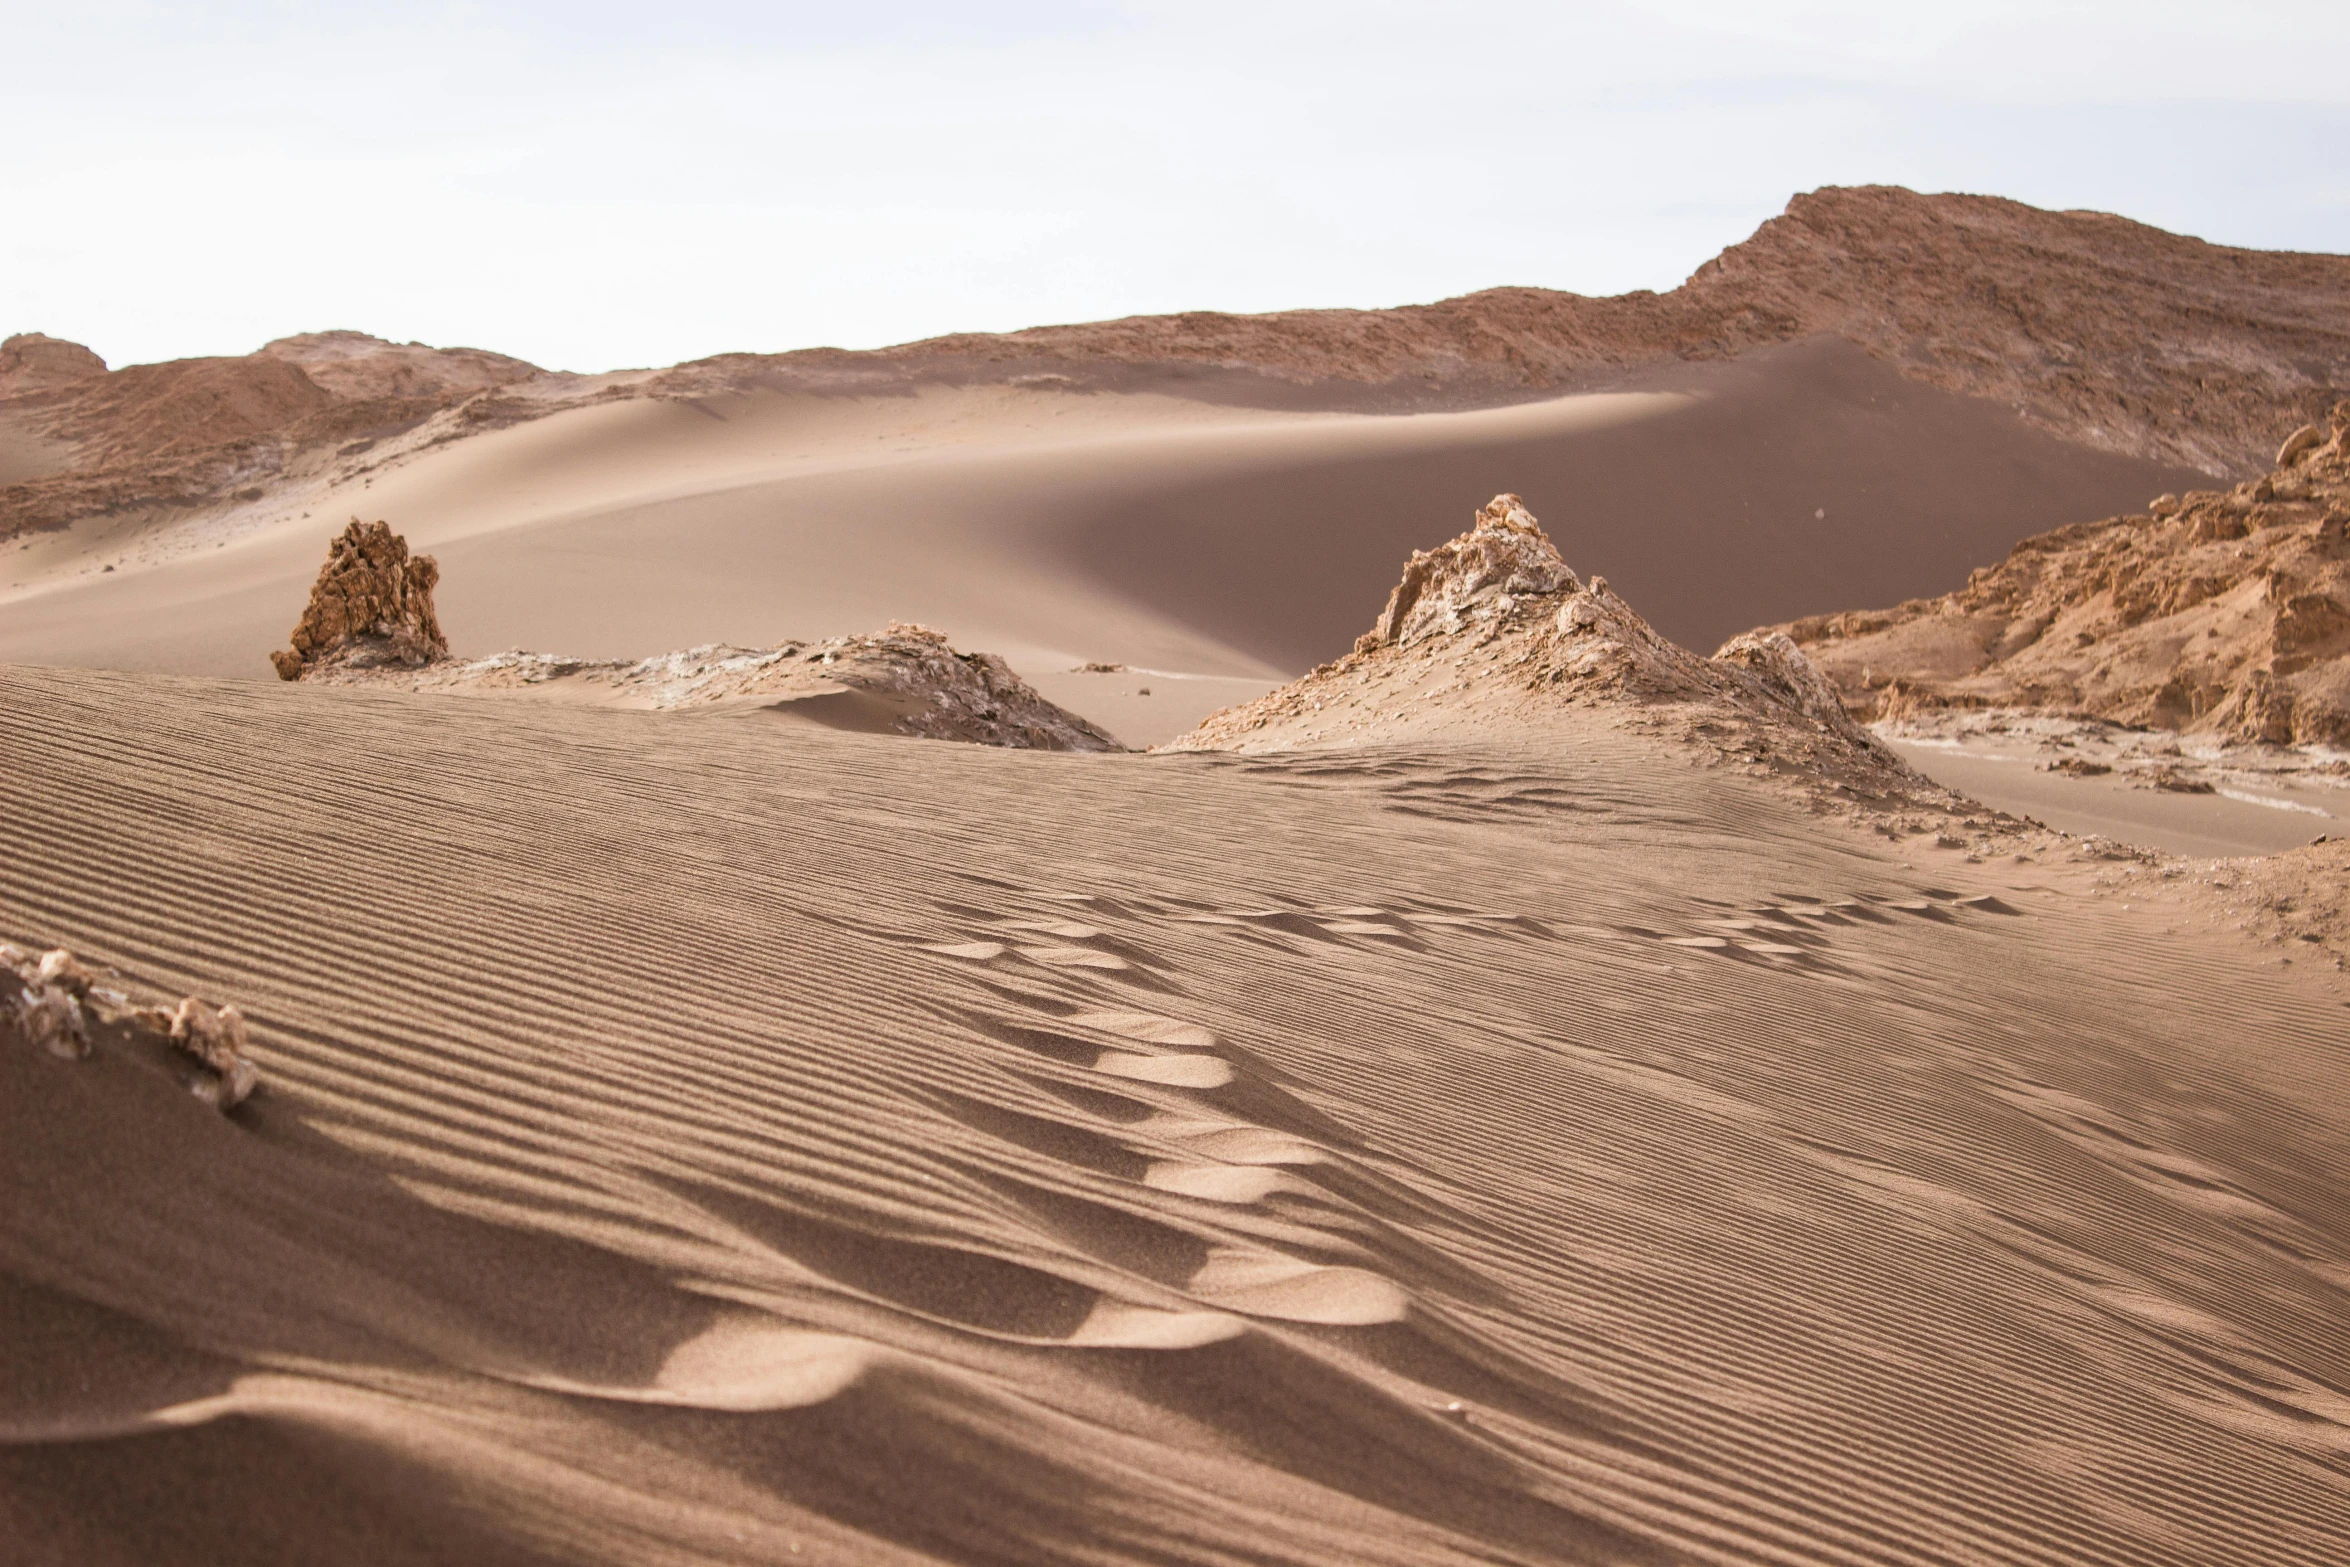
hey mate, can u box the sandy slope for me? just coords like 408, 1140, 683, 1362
0, 338, 2199, 708
5, 662, 2347, 1566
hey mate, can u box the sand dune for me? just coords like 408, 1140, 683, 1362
9, 186, 2342, 551
1, 338, 2199, 715
8, 179, 2349, 1564
5, 660, 2347, 1565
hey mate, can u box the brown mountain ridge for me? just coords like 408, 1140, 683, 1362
7, 185, 2347, 544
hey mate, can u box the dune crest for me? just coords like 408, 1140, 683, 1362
1775, 403, 2350, 747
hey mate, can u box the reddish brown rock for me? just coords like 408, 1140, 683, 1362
272, 519, 449, 679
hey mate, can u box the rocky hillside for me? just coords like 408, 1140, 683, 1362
0, 331, 543, 537
788, 186, 2349, 476
0, 333, 107, 395
8, 187, 2345, 543
1773, 406, 2350, 747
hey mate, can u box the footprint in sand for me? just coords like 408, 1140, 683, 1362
1004, 919, 1109, 941
537, 1317, 875, 1413
1069, 1009, 1217, 1049
1017, 945, 1130, 970
1143, 1163, 1306, 1203
1094, 1051, 1233, 1088
1186, 1248, 1409, 1325
924, 940, 1007, 961
1065, 1299, 1246, 1349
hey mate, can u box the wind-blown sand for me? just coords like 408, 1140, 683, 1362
6, 660, 2347, 1566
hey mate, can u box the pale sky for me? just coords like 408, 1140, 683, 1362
6, 2, 2346, 374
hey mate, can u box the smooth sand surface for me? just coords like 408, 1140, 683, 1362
6, 662, 2347, 1565
1024, 670, 1278, 749
0, 338, 2202, 733
1893, 742, 2340, 859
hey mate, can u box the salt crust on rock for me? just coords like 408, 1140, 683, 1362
318, 622, 1124, 752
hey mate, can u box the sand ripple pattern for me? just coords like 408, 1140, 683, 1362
3, 665, 2348, 1566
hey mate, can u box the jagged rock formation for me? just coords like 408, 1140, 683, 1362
1356, 494, 1579, 650
1169, 495, 1936, 809
9, 186, 2346, 541
1771, 405, 2350, 746
317, 623, 1124, 752
271, 519, 449, 679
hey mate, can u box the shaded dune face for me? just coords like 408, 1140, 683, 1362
1053, 338, 2208, 669
5, 664, 2347, 1566
0, 339, 2201, 693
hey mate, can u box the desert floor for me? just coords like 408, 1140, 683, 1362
6, 663, 2347, 1566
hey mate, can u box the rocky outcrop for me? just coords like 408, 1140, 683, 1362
1357, 494, 1579, 650
1169, 495, 1940, 809
4, 943, 94, 1059
158, 998, 261, 1110
3, 941, 259, 1108
1770, 404, 2350, 747
0, 333, 107, 394
271, 519, 449, 679
313, 622, 1124, 752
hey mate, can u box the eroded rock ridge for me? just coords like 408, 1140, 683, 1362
1774, 404, 2350, 747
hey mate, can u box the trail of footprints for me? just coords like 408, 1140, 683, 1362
885, 871, 2034, 1412
923, 894, 1415, 1332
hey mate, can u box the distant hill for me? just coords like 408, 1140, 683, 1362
6, 186, 2346, 543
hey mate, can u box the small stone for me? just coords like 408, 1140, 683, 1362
168, 997, 261, 1110
10, 980, 88, 1059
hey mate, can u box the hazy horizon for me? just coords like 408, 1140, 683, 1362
7, 1, 2347, 375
